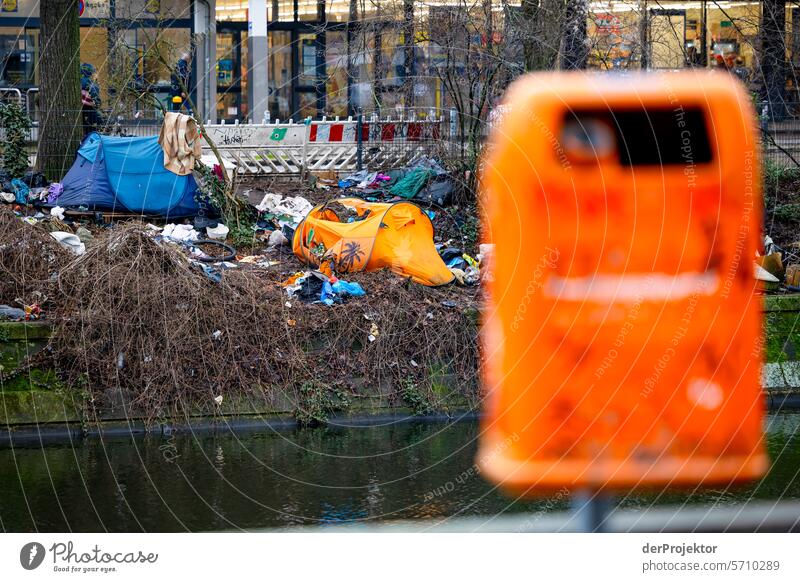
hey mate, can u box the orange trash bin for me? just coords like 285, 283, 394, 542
478, 72, 767, 494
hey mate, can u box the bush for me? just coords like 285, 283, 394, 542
0, 102, 31, 179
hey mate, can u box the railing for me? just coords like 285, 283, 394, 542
200, 115, 444, 175
760, 101, 800, 169
20, 110, 449, 176
0, 87, 22, 106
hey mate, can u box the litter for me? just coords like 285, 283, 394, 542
12, 178, 29, 204
75, 226, 95, 245
213, 395, 224, 405
449, 268, 465, 285
416, 176, 454, 206
50, 231, 86, 255
390, 167, 435, 199
162, 223, 199, 242
787, 264, 800, 287
464, 266, 481, 286
211, 330, 223, 340
462, 253, 479, 268
757, 251, 783, 281
331, 280, 366, 297
50, 206, 65, 220
206, 223, 229, 240
24, 304, 42, 320
47, 182, 64, 204
0, 192, 14, 203
255, 192, 313, 227
320, 280, 335, 306
267, 229, 289, 247
0, 305, 26, 321
317, 278, 367, 306
446, 256, 468, 270
755, 263, 780, 291
194, 262, 222, 283
368, 322, 379, 342
29, 187, 48, 203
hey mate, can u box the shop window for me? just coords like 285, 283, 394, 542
79, 27, 108, 103
0, 27, 36, 87
326, 0, 351, 23
269, 0, 294, 22
298, 33, 319, 86
269, 30, 291, 120
350, 31, 375, 112
325, 30, 348, 117
217, 0, 249, 21
116, 0, 192, 20
297, 91, 317, 119
298, 0, 320, 22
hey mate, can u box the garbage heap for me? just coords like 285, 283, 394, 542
0, 208, 480, 425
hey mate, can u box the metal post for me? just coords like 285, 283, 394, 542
570, 490, 612, 533
356, 108, 363, 171
248, 0, 269, 124
700, 0, 708, 67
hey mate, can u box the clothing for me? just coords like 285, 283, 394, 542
158, 112, 202, 176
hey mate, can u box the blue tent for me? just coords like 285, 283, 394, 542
57, 132, 202, 217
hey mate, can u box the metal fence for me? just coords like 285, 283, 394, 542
761, 102, 800, 169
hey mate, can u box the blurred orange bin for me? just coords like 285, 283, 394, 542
478, 72, 767, 494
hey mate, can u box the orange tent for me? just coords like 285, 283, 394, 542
292, 198, 454, 286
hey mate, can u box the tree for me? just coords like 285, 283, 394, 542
562, 0, 589, 70
428, 0, 506, 200
36, 0, 82, 181
519, 0, 565, 72
760, 0, 788, 119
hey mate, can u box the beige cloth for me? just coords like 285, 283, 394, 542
158, 112, 202, 176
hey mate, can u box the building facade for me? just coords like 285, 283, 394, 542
0, 1, 214, 117
1, 1, 799, 123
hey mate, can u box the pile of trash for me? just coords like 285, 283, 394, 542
0, 207, 70, 315
0, 170, 49, 207
41, 223, 479, 422
756, 235, 800, 293
316, 157, 456, 207
283, 270, 366, 307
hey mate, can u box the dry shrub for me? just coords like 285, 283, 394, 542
50, 223, 479, 423
0, 207, 70, 305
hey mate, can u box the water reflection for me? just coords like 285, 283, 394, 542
0, 413, 798, 532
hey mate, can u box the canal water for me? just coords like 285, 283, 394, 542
1, 412, 798, 532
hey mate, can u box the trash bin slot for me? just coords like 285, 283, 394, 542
562, 107, 713, 167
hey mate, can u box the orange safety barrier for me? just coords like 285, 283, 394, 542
478, 72, 767, 494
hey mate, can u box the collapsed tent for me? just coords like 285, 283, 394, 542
293, 198, 454, 286
56, 132, 202, 217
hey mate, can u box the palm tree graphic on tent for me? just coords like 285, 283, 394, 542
338, 241, 365, 271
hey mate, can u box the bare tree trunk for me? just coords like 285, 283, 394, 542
36, 0, 82, 181
521, 0, 540, 71
522, 0, 565, 71
403, 0, 415, 110
639, 1, 649, 69
760, 0, 788, 119
346, 0, 357, 115
562, 0, 589, 70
